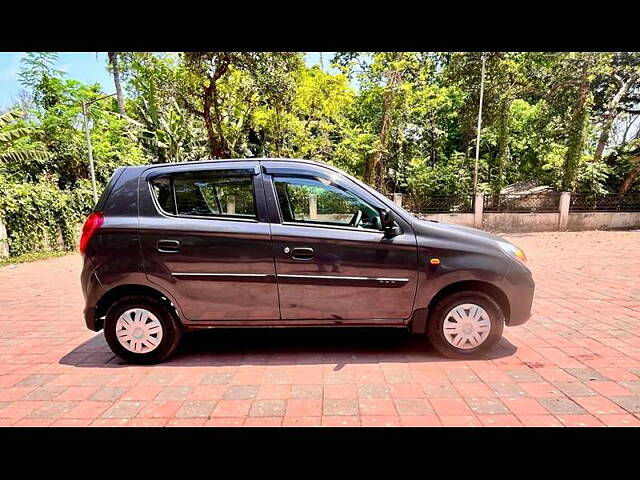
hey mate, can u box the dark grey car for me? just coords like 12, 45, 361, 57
80, 158, 534, 364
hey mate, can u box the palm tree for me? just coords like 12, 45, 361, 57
107, 52, 126, 116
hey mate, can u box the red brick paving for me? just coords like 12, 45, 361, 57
1, 230, 640, 426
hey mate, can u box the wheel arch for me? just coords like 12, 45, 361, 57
411, 280, 510, 334
95, 284, 183, 330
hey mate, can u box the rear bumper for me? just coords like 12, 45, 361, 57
84, 306, 104, 331
81, 258, 104, 332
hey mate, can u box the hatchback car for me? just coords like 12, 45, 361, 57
80, 158, 534, 364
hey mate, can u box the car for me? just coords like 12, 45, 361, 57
80, 158, 534, 364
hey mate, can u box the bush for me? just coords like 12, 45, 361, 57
407, 152, 474, 197
0, 176, 94, 256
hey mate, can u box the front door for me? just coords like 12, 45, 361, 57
262, 163, 418, 323
138, 161, 279, 322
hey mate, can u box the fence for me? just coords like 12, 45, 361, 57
570, 194, 640, 212
402, 195, 473, 213
483, 192, 561, 213
391, 191, 640, 232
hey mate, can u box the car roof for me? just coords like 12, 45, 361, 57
139, 157, 327, 168
126, 157, 345, 177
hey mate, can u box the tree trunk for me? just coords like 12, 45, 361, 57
493, 99, 511, 193
619, 154, 640, 194
107, 52, 126, 116
562, 70, 590, 192
210, 82, 230, 158
593, 73, 639, 164
202, 83, 221, 158
198, 56, 230, 159
365, 52, 403, 191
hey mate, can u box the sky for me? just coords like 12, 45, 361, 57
0, 52, 341, 110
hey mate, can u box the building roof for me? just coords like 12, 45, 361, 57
500, 180, 555, 195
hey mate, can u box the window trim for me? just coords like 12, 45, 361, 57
148, 172, 260, 223
270, 174, 386, 234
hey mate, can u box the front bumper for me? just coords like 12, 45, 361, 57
509, 306, 532, 326
503, 262, 535, 326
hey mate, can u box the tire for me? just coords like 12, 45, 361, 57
104, 295, 182, 364
427, 290, 504, 359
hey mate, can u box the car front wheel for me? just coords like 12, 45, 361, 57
427, 290, 504, 359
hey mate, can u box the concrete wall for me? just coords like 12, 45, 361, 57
567, 212, 640, 231
483, 213, 560, 233
0, 216, 8, 258
416, 213, 475, 228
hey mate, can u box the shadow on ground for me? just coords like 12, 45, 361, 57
59, 327, 518, 369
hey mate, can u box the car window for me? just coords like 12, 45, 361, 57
273, 176, 382, 230
150, 172, 256, 219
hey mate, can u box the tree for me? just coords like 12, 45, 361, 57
181, 52, 302, 158
592, 53, 640, 166
365, 52, 404, 191
334, 52, 416, 192
17, 52, 65, 109
562, 61, 591, 192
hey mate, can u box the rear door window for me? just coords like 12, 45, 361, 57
150, 171, 256, 220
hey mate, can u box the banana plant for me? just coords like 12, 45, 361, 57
0, 110, 51, 165
135, 99, 195, 163
155, 103, 189, 163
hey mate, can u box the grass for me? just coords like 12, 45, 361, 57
0, 250, 74, 267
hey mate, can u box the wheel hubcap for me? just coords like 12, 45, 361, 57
443, 303, 491, 350
115, 308, 163, 354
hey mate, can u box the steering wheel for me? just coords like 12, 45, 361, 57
349, 209, 363, 228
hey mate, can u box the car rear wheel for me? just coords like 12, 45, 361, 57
104, 295, 182, 364
427, 290, 504, 359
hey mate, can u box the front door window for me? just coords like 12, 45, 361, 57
273, 176, 382, 231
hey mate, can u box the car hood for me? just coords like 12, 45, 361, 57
410, 217, 515, 255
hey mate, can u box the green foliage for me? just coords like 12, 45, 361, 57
0, 109, 51, 174
408, 152, 474, 197
18, 52, 64, 89
0, 176, 94, 256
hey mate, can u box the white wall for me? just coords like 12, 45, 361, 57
416, 213, 475, 227
567, 212, 640, 231
483, 213, 560, 233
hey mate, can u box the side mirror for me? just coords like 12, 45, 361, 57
380, 208, 400, 237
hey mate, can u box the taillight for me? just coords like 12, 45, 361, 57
79, 212, 104, 254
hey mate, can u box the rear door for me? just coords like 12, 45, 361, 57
138, 161, 279, 323
262, 161, 419, 323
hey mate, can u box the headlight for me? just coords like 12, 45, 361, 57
499, 242, 527, 264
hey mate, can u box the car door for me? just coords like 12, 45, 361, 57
261, 161, 419, 323
138, 161, 279, 323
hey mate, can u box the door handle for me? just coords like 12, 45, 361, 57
290, 247, 315, 260
157, 239, 180, 253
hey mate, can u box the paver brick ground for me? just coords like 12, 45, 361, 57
1, 230, 640, 426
